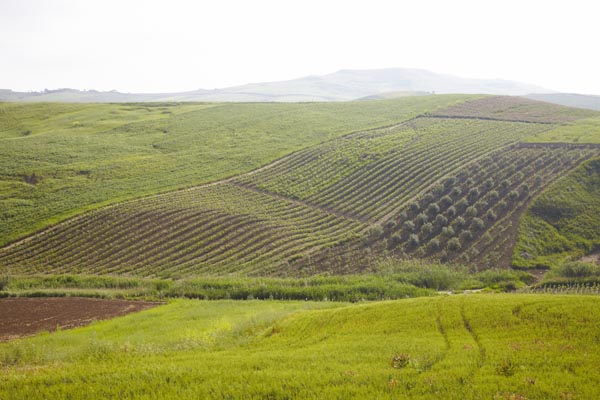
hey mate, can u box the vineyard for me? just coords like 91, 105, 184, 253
1, 96, 598, 276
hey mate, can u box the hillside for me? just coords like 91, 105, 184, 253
0, 96, 469, 248
2, 295, 600, 399
2, 96, 598, 277
514, 158, 600, 268
525, 93, 600, 111
0, 68, 553, 103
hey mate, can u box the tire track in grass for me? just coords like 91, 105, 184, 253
460, 302, 486, 372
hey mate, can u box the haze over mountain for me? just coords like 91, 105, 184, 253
525, 93, 600, 111
0, 68, 554, 103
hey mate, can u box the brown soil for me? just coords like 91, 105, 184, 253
581, 252, 600, 264
0, 297, 160, 342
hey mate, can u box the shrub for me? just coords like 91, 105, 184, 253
466, 206, 478, 217
471, 217, 485, 231
467, 187, 480, 203
409, 202, 420, 213
441, 226, 455, 237
508, 190, 519, 201
363, 226, 384, 244
432, 184, 445, 196
451, 187, 462, 197
423, 193, 434, 204
421, 222, 434, 237
447, 237, 461, 251
444, 176, 457, 188
435, 214, 448, 227
403, 220, 415, 232
391, 353, 411, 369
390, 233, 402, 247
446, 206, 457, 218
440, 195, 453, 207
439, 250, 449, 262
558, 261, 599, 278
460, 230, 473, 242
486, 209, 497, 221
484, 178, 495, 189
456, 198, 469, 211
453, 216, 466, 228
496, 358, 516, 376
427, 203, 440, 215
416, 213, 429, 225
488, 190, 500, 201
428, 239, 440, 252
408, 234, 420, 247
385, 220, 396, 231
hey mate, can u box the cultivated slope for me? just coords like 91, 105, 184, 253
2, 97, 598, 276
0, 96, 469, 247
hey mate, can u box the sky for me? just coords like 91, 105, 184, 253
1, 0, 599, 94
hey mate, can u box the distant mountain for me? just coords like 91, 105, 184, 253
525, 93, 600, 111
0, 68, 555, 103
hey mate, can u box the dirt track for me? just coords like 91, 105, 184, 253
0, 297, 160, 341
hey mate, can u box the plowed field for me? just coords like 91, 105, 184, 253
0, 297, 159, 341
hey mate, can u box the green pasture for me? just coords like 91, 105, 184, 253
1, 295, 599, 399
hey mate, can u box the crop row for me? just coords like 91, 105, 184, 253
286, 145, 600, 273
0, 183, 365, 276
237, 117, 552, 222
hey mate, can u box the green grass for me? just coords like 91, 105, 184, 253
0, 259, 536, 300
513, 158, 600, 269
0, 95, 473, 247
2, 294, 600, 399
524, 116, 600, 143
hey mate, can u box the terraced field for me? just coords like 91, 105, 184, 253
1, 96, 599, 276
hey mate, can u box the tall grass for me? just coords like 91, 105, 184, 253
2, 295, 600, 399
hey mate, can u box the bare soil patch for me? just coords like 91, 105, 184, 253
581, 251, 600, 264
0, 297, 160, 341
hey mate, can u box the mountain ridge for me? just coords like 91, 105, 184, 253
0, 68, 554, 103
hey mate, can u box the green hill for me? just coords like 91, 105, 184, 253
2, 295, 600, 399
0, 96, 469, 248
1, 96, 599, 277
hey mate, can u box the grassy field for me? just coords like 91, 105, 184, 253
524, 116, 600, 143
0, 259, 536, 300
0, 96, 472, 247
1, 294, 600, 399
514, 158, 600, 269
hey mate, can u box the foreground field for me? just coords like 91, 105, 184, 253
1, 294, 599, 399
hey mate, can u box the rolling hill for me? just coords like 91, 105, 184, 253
525, 93, 600, 111
0, 68, 554, 103
1, 96, 598, 277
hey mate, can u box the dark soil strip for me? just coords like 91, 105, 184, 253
0, 297, 161, 342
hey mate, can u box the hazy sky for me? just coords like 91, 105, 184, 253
1, 0, 599, 94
